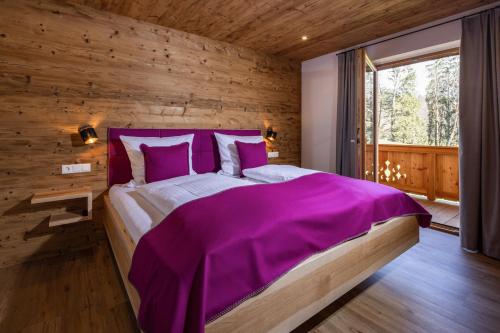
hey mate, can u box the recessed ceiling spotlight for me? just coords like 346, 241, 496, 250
301, 35, 308, 41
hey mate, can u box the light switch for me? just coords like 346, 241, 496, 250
267, 151, 279, 158
62, 163, 91, 174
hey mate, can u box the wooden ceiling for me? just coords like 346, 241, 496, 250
71, 0, 496, 60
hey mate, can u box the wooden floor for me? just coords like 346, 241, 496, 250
0, 243, 139, 333
1, 229, 499, 333
415, 197, 460, 229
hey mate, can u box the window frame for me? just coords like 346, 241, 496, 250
376, 47, 460, 71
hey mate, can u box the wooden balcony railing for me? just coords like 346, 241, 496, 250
364, 144, 459, 201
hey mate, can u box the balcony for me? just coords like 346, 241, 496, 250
365, 144, 459, 229
366, 144, 459, 201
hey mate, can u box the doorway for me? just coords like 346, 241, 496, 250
358, 49, 461, 232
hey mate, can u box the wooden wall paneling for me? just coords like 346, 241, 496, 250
0, 0, 300, 267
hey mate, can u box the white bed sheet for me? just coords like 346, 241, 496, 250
109, 173, 260, 242
109, 185, 165, 243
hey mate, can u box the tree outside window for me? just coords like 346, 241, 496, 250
376, 55, 460, 147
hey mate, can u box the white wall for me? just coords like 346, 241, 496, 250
301, 21, 462, 172
301, 54, 338, 172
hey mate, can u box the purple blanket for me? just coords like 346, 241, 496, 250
129, 173, 430, 333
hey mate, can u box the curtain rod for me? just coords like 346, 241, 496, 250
341, 5, 499, 54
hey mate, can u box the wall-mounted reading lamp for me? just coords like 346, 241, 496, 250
79, 125, 98, 144
266, 127, 278, 141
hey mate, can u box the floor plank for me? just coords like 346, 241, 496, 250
415, 197, 460, 229
294, 229, 500, 333
1, 229, 499, 333
0, 242, 139, 333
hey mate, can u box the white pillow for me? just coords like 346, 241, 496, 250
214, 133, 263, 176
120, 134, 195, 185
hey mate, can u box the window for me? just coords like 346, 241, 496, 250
377, 52, 460, 147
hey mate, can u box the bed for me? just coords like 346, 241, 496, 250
104, 128, 428, 333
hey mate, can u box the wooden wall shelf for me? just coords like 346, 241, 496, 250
31, 187, 93, 227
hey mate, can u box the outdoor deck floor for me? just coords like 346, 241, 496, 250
414, 196, 460, 229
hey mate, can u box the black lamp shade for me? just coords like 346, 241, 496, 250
266, 127, 277, 141
79, 125, 98, 144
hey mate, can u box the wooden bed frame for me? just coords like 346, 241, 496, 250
104, 195, 419, 332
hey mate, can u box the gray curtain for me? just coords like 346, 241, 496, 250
336, 50, 357, 177
459, 8, 500, 259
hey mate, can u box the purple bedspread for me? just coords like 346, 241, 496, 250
129, 173, 431, 333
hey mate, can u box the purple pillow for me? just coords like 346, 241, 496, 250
235, 140, 268, 176
139, 143, 190, 183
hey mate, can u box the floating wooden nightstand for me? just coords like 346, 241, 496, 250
31, 187, 92, 227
